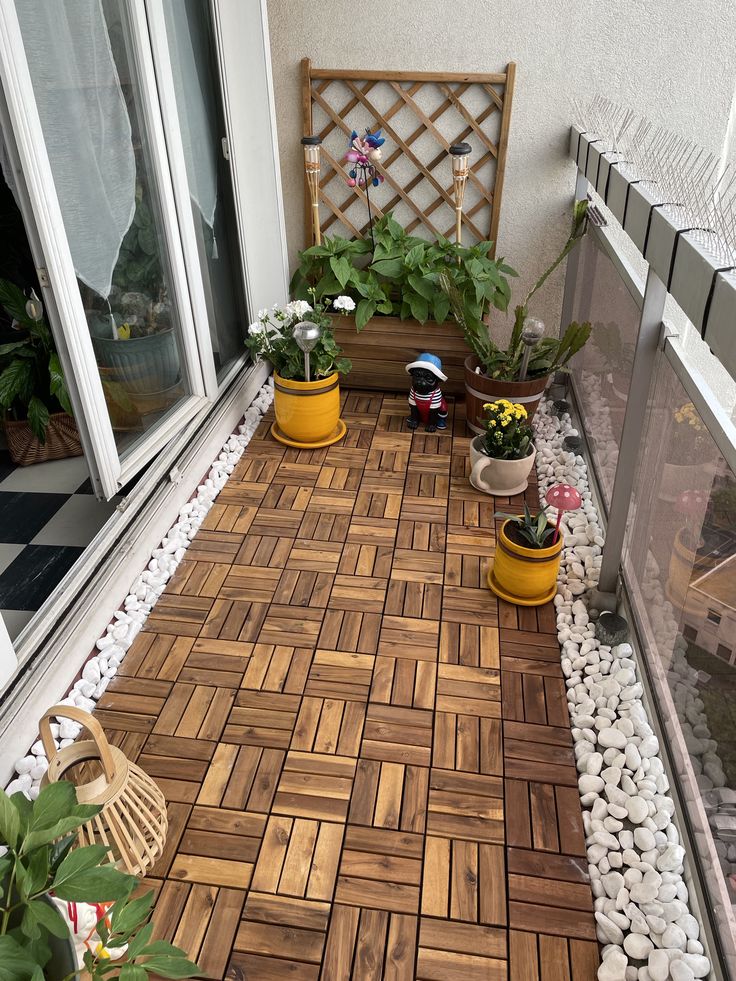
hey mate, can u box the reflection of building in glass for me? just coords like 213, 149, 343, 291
682, 554, 736, 663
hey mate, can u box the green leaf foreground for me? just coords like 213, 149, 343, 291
0, 784, 200, 981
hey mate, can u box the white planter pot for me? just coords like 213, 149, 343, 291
469, 437, 536, 496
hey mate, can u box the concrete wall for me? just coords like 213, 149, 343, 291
265, 0, 736, 337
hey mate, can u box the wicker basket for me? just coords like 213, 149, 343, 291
40, 706, 168, 877
4, 412, 83, 466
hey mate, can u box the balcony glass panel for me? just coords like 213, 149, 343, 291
623, 352, 736, 963
569, 229, 644, 510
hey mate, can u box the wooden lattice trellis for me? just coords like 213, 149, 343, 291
301, 59, 516, 254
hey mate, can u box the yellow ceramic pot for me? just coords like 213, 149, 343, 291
488, 518, 563, 606
273, 371, 340, 444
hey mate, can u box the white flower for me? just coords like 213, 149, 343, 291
248, 321, 265, 336
333, 295, 356, 313
257, 308, 269, 320
285, 299, 313, 319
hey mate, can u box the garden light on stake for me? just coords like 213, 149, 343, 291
293, 319, 322, 382
449, 142, 471, 244
545, 483, 582, 544
518, 316, 546, 381
301, 135, 323, 246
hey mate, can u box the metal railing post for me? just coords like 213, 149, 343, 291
595, 267, 668, 600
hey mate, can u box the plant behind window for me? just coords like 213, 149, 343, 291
0, 280, 72, 443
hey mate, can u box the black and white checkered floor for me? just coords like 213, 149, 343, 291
0, 451, 119, 640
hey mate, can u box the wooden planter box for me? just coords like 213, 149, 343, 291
331, 315, 468, 395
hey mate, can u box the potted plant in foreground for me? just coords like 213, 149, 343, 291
489, 502, 563, 606
0, 781, 199, 980
246, 292, 352, 448
0, 280, 81, 466
469, 399, 536, 496
442, 199, 592, 432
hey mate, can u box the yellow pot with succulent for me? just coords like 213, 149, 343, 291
489, 503, 563, 606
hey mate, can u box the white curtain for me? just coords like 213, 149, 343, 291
162, 0, 218, 230
15, 0, 136, 298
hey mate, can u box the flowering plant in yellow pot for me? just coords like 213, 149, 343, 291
469, 399, 536, 496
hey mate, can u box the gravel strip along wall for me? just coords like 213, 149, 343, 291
533, 400, 713, 981
5, 379, 274, 798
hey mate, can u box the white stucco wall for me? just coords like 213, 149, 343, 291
266, 0, 736, 336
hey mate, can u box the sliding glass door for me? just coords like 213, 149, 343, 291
0, 0, 257, 498
151, 0, 249, 382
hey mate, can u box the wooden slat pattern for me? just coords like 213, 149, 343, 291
302, 60, 516, 250
100, 389, 597, 979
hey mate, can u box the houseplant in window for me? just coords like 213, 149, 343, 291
442, 199, 592, 431
0, 781, 199, 981
290, 212, 516, 395
88, 192, 180, 401
246, 292, 352, 448
469, 399, 535, 496
0, 280, 81, 466
659, 401, 719, 503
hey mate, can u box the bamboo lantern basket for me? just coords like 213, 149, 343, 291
39, 705, 168, 877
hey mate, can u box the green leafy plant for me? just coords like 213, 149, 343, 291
494, 501, 555, 548
0, 782, 199, 981
290, 211, 516, 332
112, 188, 162, 299
0, 280, 73, 443
478, 399, 534, 460
442, 199, 592, 380
245, 292, 351, 381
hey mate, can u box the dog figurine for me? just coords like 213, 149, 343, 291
406, 353, 448, 432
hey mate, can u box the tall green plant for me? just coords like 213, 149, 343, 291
290, 212, 516, 331
441, 199, 592, 380
0, 782, 199, 981
0, 281, 72, 442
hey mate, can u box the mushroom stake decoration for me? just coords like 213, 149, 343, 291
545, 483, 582, 544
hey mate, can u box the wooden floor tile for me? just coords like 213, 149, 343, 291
291, 696, 366, 756
272, 751, 357, 822
305, 649, 375, 702
361, 704, 433, 767
335, 827, 423, 914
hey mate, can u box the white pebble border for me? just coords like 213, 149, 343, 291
5, 379, 274, 799
534, 398, 713, 981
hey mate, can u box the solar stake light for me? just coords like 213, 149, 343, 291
518, 316, 545, 381
449, 142, 472, 245
293, 320, 321, 382
301, 135, 323, 246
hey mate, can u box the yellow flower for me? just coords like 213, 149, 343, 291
488, 419, 496, 427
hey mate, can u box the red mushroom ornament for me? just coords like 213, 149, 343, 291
545, 483, 582, 544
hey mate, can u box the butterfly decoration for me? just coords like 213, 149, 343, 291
345, 128, 385, 188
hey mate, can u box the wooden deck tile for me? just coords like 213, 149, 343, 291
107, 390, 597, 979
